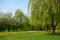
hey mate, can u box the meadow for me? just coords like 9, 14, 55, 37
0, 31, 60, 40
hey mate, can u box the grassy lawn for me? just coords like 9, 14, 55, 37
0, 31, 60, 40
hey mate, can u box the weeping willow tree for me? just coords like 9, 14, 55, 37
28, 0, 60, 34
28, 0, 43, 30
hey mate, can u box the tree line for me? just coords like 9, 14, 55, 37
0, 9, 51, 32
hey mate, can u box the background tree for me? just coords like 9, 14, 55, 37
15, 9, 25, 31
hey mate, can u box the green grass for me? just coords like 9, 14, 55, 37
0, 31, 60, 40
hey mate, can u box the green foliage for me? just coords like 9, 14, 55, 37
28, 0, 60, 33
15, 9, 24, 18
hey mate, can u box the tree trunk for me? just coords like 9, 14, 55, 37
52, 27, 56, 34
8, 26, 10, 32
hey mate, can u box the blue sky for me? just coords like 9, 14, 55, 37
0, 0, 28, 15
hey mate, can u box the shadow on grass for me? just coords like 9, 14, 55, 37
48, 32, 60, 35
0, 36, 5, 37
0, 36, 5, 38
